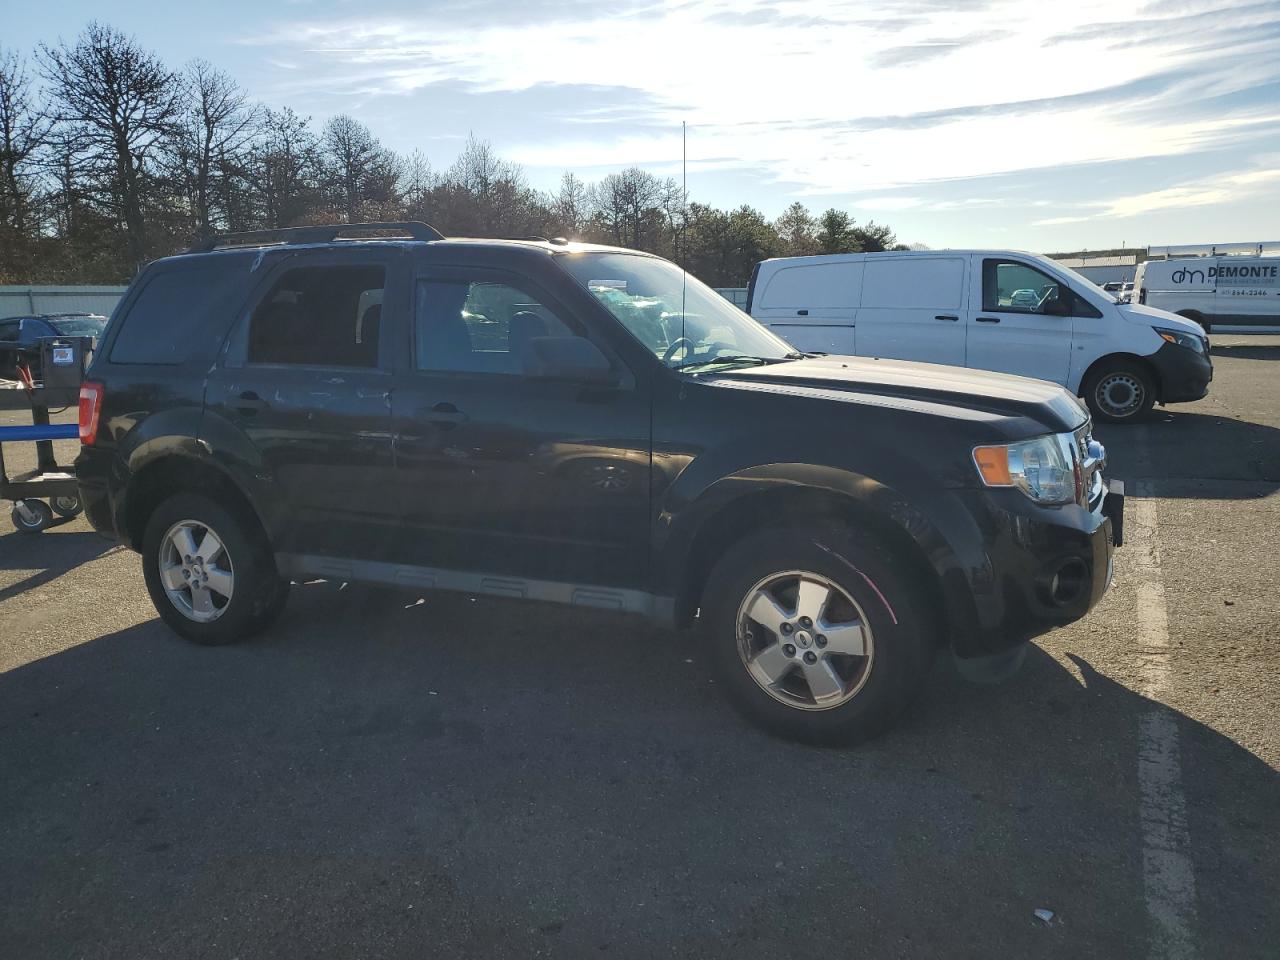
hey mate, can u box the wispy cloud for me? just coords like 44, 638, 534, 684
1034, 163, 1280, 225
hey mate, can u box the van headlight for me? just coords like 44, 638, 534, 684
1154, 327, 1206, 353
972, 434, 1077, 505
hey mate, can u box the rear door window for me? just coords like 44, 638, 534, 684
248, 265, 385, 368
110, 255, 254, 364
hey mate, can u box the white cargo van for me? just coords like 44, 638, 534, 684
747, 250, 1213, 422
1133, 256, 1280, 331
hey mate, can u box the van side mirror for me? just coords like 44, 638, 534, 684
1043, 291, 1072, 317
523, 336, 617, 384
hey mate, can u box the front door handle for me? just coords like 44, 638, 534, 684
975, 316, 1001, 323
424, 402, 467, 430
935, 314, 959, 322
231, 390, 268, 415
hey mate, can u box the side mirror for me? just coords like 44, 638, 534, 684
1042, 290, 1072, 317
523, 336, 617, 385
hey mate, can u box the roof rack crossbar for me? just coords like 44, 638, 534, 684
187, 221, 444, 254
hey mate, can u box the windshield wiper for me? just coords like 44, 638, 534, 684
672, 354, 785, 373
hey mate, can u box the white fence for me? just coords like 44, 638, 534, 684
0, 285, 127, 320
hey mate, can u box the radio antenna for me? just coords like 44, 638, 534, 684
681, 120, 687, 358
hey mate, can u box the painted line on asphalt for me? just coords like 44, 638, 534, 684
1129, 485, 1198, 960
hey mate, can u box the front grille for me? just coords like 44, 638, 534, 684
1076, 421, 1106, 509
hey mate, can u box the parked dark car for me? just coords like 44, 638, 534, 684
75, 222, 1122, 744
0, 313, 107, 381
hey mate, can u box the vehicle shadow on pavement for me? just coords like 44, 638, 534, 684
1097, 409, 1280, 494
1209, 342, 1280, 361
0, 583, 1276, 960
0, 527, 119, 604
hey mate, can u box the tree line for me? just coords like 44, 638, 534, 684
0, 22, 907, 287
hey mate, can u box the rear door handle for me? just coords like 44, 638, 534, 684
231, 390, 268, 414
424, 402, 467, 429
935, 314, 959, 322
975, 316, 1001, 323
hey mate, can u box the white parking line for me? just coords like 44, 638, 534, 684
1129, 489, 1198, 960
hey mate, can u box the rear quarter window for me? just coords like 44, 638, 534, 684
110, 254, 254, 365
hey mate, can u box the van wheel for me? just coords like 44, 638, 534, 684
1082, 361, 1156, 423
141, 493, 286, 645
701, 525, 936, 746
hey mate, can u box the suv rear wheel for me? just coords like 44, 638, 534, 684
702, 525, 936, 745
141, 493, 289, 645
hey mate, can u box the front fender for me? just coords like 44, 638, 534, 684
655, 460, 994, 655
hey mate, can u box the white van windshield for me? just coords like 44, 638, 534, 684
558, 252, 797, 370
1030, 254, 1122, 304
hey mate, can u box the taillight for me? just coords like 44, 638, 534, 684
79, 381, 103, 445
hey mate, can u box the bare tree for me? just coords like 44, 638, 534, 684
0, 49, 49, 236
321, 114, 398, 222
250, 107, 319, 228
40, 22, 182, 264
590, 167, 663, 248
178, 59, 258, 237
549, 171, 587, 237
399, 148, 434, 217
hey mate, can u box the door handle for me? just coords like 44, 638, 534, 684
935, 314, 959, 322
975, 317, 1001, 323
424, 402, 467, 429
231, 390, 268, 415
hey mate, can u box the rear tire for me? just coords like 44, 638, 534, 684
701, 524, 937, 746
1082, 360, 1156, 423
141, 493, 286, 645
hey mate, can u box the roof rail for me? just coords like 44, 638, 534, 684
186, 221, 444, 254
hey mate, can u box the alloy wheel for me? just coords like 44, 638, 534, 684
158, 519, 235, 623
736, 570, 875, 711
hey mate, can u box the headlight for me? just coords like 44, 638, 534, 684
1154, 327, 1206, 353
973, 434, 1078, 505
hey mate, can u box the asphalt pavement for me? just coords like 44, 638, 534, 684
1, 337, 1276, 959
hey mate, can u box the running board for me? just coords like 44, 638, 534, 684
274, 553, 673, 622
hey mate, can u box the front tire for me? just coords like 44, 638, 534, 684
1082, 361, 1156, 423
141, 493, 287, 645
702, 525, 937, 745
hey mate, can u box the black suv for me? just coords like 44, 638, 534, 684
76, 222, 1121, 744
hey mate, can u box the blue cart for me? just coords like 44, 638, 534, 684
0, 338, 87, 533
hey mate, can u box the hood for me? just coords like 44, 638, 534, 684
1117, 301, 1204, 335
711, 355, 1088, 433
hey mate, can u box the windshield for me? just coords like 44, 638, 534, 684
557, 252, 795, 369
1030, 254, 1122, 304
49, 316, 107, 337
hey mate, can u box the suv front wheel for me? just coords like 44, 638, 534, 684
702, 525, 936, 745
141, 493, 289, 645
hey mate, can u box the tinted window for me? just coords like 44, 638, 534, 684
111, 255, 254, 364
0, 321, 19, 342
248, 265, 384, 367
415, 279, 576, 375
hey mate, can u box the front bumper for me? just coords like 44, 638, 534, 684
949, 480, 1121, 659
1150, 340, 1213, 404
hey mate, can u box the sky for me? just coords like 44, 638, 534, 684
6, 0, 1280, 252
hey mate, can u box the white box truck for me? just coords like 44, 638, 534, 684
1132, 255, 1280, 332
747, 250, 1213, 423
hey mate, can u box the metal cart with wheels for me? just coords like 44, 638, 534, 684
0, 336, 91, 534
